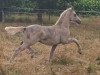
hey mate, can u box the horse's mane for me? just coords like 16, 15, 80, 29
55, 8, 72, 26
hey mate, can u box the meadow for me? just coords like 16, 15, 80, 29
0, 16, 100, 75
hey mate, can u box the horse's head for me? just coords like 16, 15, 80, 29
69, 7, 81, 26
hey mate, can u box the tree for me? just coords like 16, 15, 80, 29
73, 0, 100, 11
32, 0, 58, 9
0, 0, 37, 8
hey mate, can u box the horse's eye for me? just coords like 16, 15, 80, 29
74, 14, 76, 17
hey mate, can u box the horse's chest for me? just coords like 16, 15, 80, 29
60, 31, 70, 44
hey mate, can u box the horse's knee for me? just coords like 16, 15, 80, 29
17, 43, 28, 51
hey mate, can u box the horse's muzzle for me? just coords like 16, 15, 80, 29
76, 20, 81, 24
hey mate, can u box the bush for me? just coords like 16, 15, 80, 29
73, 0, 100, 11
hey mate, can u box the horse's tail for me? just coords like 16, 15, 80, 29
5, 26, 25, 35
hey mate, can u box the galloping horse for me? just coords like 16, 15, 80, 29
5, 7, 81, 62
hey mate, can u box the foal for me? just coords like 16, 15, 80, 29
5, 7, 81, 62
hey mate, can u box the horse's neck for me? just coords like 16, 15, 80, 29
61, 13, 70, 28
55, 11, 66, 26
55, 10, 70, 29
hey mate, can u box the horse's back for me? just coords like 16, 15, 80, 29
24, 25, 62, 45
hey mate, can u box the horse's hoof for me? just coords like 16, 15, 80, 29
78, 51, 82, 54
31, 55, 34, 58
79, 52, 82, 54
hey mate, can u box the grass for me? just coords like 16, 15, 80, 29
87, 63, 96, 75
51, 56, 73, 65
0, 16, 100, 75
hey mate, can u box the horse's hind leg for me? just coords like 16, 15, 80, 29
9, 43, 28, 63
67, 38, 82, 54
20, 41, 34, 58
49, 45, 57, 62
27, 47, 34, 58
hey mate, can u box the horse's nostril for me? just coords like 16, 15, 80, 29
79, 21, 81, 24
77, 20, 81, 24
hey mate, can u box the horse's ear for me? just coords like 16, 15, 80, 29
67, 3, 74, 10
71, 6, 74, 10
67, 3, 72, 8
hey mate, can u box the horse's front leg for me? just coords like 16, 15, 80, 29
49, 45, 57, 62
67, 38, 82, 54
9, 43, 28, 63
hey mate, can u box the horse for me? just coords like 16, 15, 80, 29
5, 7, 81, 62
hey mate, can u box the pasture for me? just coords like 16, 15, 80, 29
0, 16, 100, 75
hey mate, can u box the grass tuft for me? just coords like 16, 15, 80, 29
51, 55, 74, 65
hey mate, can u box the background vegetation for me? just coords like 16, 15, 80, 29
0, 0, 100, 11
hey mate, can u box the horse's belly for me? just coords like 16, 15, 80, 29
39, 38, 60, 45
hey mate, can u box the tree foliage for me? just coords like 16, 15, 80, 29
73, 0, 100, 11
0, 0, 100, 11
